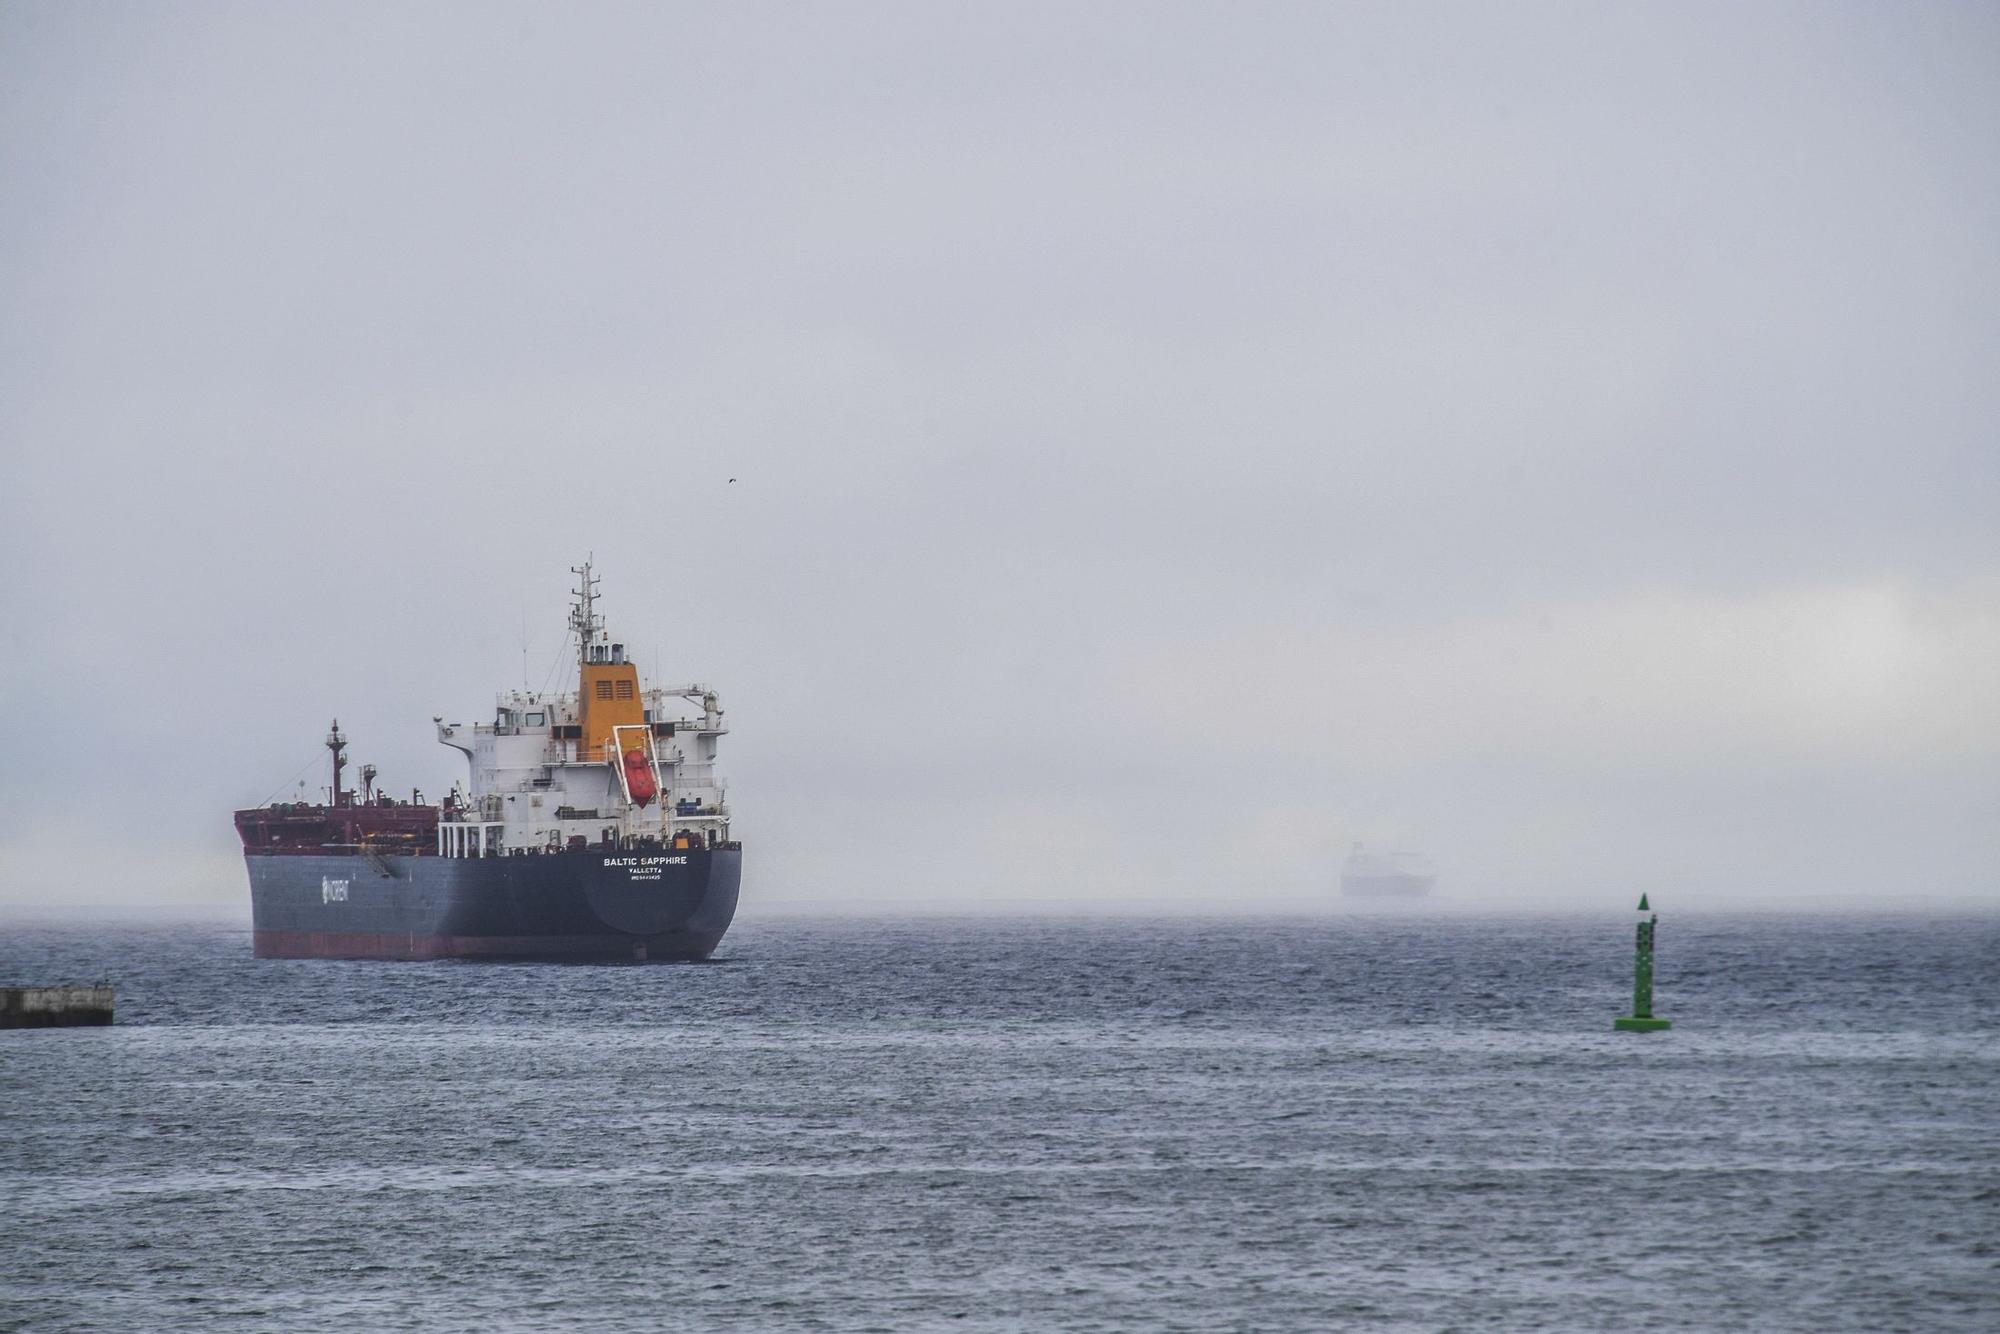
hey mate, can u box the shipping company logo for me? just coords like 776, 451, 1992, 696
321, 877, 349, 904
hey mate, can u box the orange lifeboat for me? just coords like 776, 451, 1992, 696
622, 748, 657, 807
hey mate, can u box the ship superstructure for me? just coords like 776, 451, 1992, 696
433, 561, 733, 860
234, 561, 741, 962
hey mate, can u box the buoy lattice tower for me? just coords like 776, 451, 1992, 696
1614, 893, 1672, 1032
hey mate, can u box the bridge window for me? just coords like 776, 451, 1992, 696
526, 712, 545, 726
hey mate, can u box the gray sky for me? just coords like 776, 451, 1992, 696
2, 1, 1995, 916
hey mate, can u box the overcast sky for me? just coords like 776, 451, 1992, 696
2, 1, 1995, 917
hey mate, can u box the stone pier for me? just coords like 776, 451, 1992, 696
1, 986, 115, 1029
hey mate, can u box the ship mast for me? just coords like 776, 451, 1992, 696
326, 718, 348, 808
569, 557, 602, 665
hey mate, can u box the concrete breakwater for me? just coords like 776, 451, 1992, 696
1, 986, 115, 1029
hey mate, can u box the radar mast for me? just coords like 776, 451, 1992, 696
568, 557, 602, 664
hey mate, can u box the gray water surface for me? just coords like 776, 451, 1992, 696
3, 914, 1995, 1330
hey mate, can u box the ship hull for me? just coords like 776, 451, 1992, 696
246, 847, 740, 962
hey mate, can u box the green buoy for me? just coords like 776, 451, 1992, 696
1614, 893, 1672, 1032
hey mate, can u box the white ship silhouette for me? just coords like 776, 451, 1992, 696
1340, 843, 1437, 898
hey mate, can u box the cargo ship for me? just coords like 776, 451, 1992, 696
235, 561, 740, 961
1340, 844, 1437, 899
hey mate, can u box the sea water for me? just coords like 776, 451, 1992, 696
1, 913, 1995, 1331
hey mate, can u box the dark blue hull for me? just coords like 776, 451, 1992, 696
245, 847, 741, 962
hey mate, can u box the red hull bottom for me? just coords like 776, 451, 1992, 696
253, 929, 723, 963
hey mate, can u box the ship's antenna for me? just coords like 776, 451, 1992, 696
568, 556, 602, 666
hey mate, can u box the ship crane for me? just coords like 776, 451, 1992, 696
654, 684, 725, 731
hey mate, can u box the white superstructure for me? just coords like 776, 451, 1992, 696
432, 560, 731, 857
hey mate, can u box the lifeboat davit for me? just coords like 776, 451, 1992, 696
622, 748, 658, 807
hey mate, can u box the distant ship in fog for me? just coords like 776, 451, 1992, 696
1340, 844, 1437, 898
